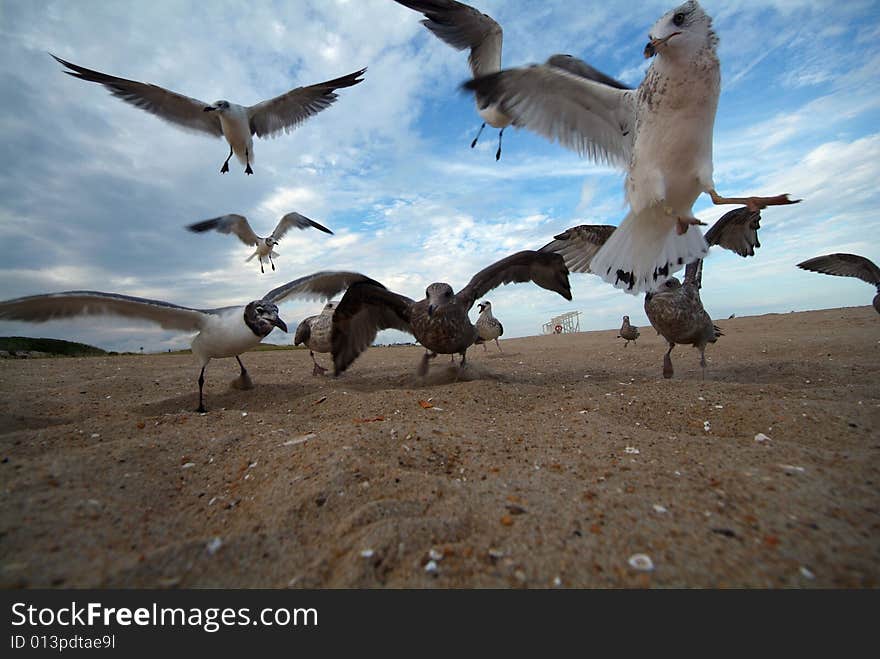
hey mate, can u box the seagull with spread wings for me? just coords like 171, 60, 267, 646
51, 54, 366, 175
464, 1, 797, 293
393, 0, 628, 160
187, 212, 333, 273
0, 272, 379, 412
330, 251, 571, 376
797, 254, 880, 314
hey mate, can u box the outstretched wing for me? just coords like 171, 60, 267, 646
456, 250, 572, 312
293, 316, 315, 346
262, 271, 384, 305
704, 207, 761, 257
394, 0, 502, 77
247, 69, 366, 139
0, 290, 207, 331
187, 214, 261, 246
539, 224, 616, 273
51, 54, 222, 137
272, 212, 334, 241
797, 253, 880, 287
544, 54, 630, 90
463, 65, 636, 167
331, 282, 415, 375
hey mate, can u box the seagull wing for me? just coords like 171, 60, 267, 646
272, 213, 334, 241
456, 250, 572, 312
0, 291, 208, 332
395, 0, 502, 77
293, 316, 315, 346
51, 54, 222, 138
262, 271, 384, 305
247, 69, 366, 139
545, 54, 630, 90
539, 224, 617, 273
186, 214, 261, 247
331, 282, 415, 375
704, 207, 762, 257
797, 254, 880, 287
463, 65, 636, 167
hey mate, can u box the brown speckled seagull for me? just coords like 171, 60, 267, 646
618, 316, 640, 346
294, 301, 338, 375
331, 251, 571, 376
475, 300, 504, 351
797, 254, 880, 314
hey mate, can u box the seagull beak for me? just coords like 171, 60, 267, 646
203, 106, 216, 112
271, 316, 288, 333
644, 31, 681, 58
427, 304, 435, 317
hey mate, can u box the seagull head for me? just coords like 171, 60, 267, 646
623, 315, 630, 322
478, 301, 492, 313
204, 100, 231, 113
425, 283, 454, 317
323, 301, 337, 313
265, 237, 279, 248
244, 301, 288, 337
645, 1, 714, 59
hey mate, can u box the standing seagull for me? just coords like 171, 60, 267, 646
618, 316, 640, 346
475, 300, 504, 352
331, 251, 571, 376
294, 301, 337, 375
187, 212, 333, 273
464, 1, 798, 293
393, 0, 628, 160
0, 272, 379, 412
797, 254, 880, 314
51, 54, 366, 175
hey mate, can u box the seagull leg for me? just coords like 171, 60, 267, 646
471, 122, 486, 149
259, 257, 265, 274
310, 351, 327, 377
233, 355, 254, 390
676, 216, 707, 235
269, 255, 276, 271
495, 128, 505, 161
245, 148, 253, 175
708, 189, 800, 211
482, 342, 488, 352
196, 366, 207, 413
663, 343, 675, 379
495, 338, 502, 353
220, 146, 233, 174
699, 348, 707, 381
417, 351, 437, 377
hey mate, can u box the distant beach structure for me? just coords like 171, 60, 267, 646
543, 310, 581, 334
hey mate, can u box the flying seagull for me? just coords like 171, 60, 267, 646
542, 206, 762, 378
0, 272, 379, 412
464, 1, 798, 293
475, 300, 504, 352
51, 53, 366, 175
618, 315, 640, 346
797, 254, 880, 314
393, 0, 628, 160
294, 301, 338, 376
331, 250, 571, 376
187, 212, 333, 273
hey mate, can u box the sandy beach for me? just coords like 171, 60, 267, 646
0, 306, 877, 588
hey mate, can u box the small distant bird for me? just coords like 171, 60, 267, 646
797, 254, 880, 314
331, 251, 571, 376
51, 54, 366, 175
0, 272, 378, 412
187, 212, 333, 273
542, 206, 763, 378
464, 1, 798, 293
475, 300, 504, 351
294, 301, 337, 375
393, 0, 628, 160
618, 315, 640, 346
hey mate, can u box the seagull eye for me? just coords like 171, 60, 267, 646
256, 306, 264, 314
672, 12, 686, 26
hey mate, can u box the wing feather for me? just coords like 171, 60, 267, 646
262, 271, 384, 305
539, 225, 616, 273
797, 254, 880, 287
187, 214, 261, 246
704, 207, 761, 257
272, 213, 334, 241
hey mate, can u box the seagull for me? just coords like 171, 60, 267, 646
797, 254, 880, 314
0, 272, 379, 412
464, 1, 798, 293
393, 0, 628, 160
294, 301, 337, 375
51, 53, 366, 175
330, 250, 571, 376
187, 212, 333, 273
542, 206, 763, 378
618, 315, 640, 346
475, 300, 504, 352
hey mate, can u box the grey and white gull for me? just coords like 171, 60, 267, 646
51, 54, 366, 175
187, 212, 333, 273
474, 300, 504, 352
0, 272, 379, 412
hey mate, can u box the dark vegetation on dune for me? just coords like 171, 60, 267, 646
0, 336, 107, 357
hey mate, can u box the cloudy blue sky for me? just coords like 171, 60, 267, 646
0, 0, 878, 352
